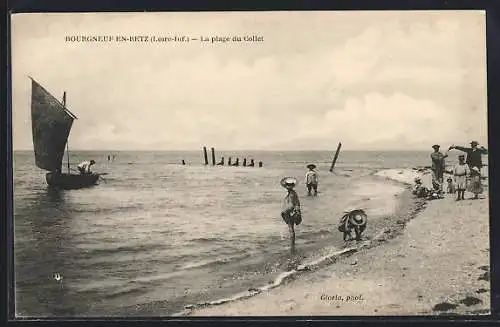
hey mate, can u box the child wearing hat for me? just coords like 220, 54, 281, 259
280, 177, 302, 254
305, 164, 319, 196
412, 177, 429, 198
453, 154, 469, 201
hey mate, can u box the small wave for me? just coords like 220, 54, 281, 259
82, 243, 160, 257
374, 168, 419, 185
189, 237, 226, 244
101, 284, 151, 300
180, 253, 252, 270
70, 205, 144, 214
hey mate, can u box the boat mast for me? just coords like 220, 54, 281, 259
62, 91, 70, 174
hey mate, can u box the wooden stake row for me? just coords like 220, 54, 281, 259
199, 146, 263, 167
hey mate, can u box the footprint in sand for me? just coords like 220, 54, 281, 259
476, 288, 488, 294
432, 302, 458, 312
459, 296, 482, 307
478, 271, 490, 282
281, 299, 297, 312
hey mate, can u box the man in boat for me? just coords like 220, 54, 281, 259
77, 160, 96, 174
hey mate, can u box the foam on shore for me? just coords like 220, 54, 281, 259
374, 168, 422, 185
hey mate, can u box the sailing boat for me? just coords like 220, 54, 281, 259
30, 77, 101, 189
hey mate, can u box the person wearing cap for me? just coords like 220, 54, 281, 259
453, 154, 470, 201
77, 160, 96, 174
280, 177, 302, 254
430, 144, 449, 193
305, 165, 319, 196
449, 141, 488, 172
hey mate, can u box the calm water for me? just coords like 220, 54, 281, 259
13, 150, 432, 316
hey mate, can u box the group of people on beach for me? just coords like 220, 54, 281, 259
414, 141, 488, 201
280, 141, 488, 254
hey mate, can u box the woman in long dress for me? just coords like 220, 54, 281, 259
453, 155, 469, 201
468, 166, 483, 199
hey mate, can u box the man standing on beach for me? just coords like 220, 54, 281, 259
280, 177, 302, 255
430, 144, 448, 193
449, 141, 488, 173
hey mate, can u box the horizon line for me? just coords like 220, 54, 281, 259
12, 148, 449, 152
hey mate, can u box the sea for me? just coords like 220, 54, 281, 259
13, 150, 436, 317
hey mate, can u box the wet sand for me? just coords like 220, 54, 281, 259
185, 169, 490, 316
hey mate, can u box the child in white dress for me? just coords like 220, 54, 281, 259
453, 155, 469, 201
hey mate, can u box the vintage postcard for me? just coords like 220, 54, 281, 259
10, 11, 489, 317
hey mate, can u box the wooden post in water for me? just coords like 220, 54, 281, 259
329, 142, 342, 172
203, 147, 209, 165
211, 147, 216, 166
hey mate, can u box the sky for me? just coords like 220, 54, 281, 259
11, 11, 488, 151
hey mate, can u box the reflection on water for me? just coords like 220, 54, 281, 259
46, 188, 63, 203
15, 188, 81, 317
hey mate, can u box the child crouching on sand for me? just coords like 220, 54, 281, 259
453, 154, 469, 201
412, 177, 429, 198
280, 177, 302, 254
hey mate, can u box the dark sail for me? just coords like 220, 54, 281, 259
30, 79, 77, 172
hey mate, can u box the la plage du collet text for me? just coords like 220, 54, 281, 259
64, 35, 264, 43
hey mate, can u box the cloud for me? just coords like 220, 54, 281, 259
11, 11, 487, 151
295, 93, 466, 149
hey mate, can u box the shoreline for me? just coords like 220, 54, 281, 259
183, 167, 489, 316
174, 168, 425, 317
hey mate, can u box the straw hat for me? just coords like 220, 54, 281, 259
349, 210, 367, 226
280, 177, 297, 188
306, 164, 317, 169
470, 141, 479, 146
432, 144, 440, 149
471, 166, 480, 173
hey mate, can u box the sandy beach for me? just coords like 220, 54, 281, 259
185, 168, 490, 316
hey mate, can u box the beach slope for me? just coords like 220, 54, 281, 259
188, 181, 490, 316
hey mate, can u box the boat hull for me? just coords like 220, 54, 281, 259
46, 172, 100, 190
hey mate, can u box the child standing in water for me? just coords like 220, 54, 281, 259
453, 154, 469, 201
305, 164, 319, 196
280, 177, 302, 254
